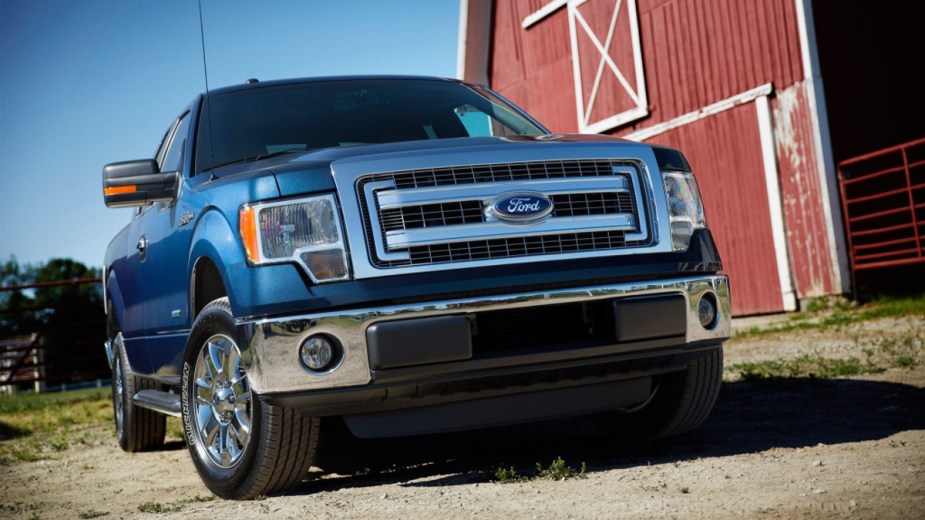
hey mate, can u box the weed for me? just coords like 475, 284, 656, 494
680, 486, 690, 494
78, 510, 110, 519
536, 457, 587, 481
804, 297, 831, 313
490, 457, 587, 483
138, 501, 175, 513
491, 465, 525, 483
137, 495, 214, 513
11, 443, 42, 463
895, 356, 917, 368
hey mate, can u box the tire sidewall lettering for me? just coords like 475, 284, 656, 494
181, 361, 196, 446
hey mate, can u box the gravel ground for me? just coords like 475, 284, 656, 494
2, 315, 923, 519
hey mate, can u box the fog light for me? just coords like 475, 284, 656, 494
300, 335, 338, 372
698, 293, 718, 330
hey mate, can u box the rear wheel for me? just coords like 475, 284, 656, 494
597, 348, 723, 440
182, 297, 320, 499
111, 332, 166, 452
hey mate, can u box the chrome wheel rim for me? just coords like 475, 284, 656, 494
113, 349, 124, 438
192, 334, 252, 468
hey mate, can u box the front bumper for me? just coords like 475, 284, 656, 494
237, 274, 730, 396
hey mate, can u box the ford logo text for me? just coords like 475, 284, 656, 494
489, 192, 554, 223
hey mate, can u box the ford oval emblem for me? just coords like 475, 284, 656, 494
489, 192, 554, 223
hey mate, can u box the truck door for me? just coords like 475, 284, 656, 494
135, 110, 200, 379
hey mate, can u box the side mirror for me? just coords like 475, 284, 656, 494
102, 160, 178, 208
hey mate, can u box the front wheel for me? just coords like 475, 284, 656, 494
597, 347, 723, 440
181, 297, 320, 499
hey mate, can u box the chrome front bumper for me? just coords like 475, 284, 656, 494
237, 274, 731, 395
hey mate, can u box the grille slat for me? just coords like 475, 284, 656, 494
358, 159, 647, 268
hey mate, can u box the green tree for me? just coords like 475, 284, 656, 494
1, 257, 106, 385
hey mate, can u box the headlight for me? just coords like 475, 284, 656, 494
239, 194, 350, 283
662, 171, 706, 251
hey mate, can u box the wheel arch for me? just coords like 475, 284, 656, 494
104, 267, 126, 337
187, 207, 245, 320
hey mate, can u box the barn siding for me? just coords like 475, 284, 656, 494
646, 103, 784, 315
618, 0, 803, 134
484, 0, 839, 313
490, 1, 578, 132
773, 82, 838, 296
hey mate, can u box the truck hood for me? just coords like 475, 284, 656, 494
256, 134, 654, 198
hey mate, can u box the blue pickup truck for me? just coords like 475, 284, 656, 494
102, 76, 730, 499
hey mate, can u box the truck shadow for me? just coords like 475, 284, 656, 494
304, 376, 925, 492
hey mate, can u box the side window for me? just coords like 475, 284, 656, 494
154, 126, 172, 166
160, 112, 191, 173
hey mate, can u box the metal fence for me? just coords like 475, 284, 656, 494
838, 137, 925, 273
0, 278, 107, 394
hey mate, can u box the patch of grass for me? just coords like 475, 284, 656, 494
491, 465, 526, 483
536, 457, 586, 481
0, 388, 114, 465
727, 353, 885, 380
78, 510, 110, 519
895, 356, 918, 368
489, 457, 587, 483
165, 416, 184, 441
137, 495, 215, 513
0, 388, 110, 414
138, 501, 181, 514
10, 442, 43, 462
0, 389, 112, 436
732, 292, 925, 340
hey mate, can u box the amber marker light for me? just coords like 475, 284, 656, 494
239, 206, 260, 263
104, 185, 137, 196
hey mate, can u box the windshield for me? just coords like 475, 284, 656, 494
195, 79, 546, 173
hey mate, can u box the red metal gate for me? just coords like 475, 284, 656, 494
838, 137, 925, 272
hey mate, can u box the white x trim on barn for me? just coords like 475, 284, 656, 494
567, 0, 648, 134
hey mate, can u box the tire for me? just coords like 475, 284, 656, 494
181, 297, 321, 499
111, 332, 166, 452
597, 347, 723, 440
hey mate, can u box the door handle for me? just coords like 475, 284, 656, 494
137, 235, 148, 261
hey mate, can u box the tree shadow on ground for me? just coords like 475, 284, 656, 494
302, 376, 925, 493
0, 421, 30, 441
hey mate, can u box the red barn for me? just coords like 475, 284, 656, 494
458, 0, 925, 316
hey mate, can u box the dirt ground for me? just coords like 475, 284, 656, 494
2, 315, 923, 519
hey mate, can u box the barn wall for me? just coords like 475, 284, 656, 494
772, 82, 838, 297
646, 103, 785, 315
490, 1, 579, 132
484, 0, 843, 313
620, 0, 803, 133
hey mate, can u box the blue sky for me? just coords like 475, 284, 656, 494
0, 0, 459, 268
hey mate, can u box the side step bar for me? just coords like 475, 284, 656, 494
133, 389, 182, 417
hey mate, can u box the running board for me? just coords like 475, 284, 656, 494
133, 389, 182, 417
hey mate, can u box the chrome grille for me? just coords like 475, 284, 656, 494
357, 159, 649, 268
